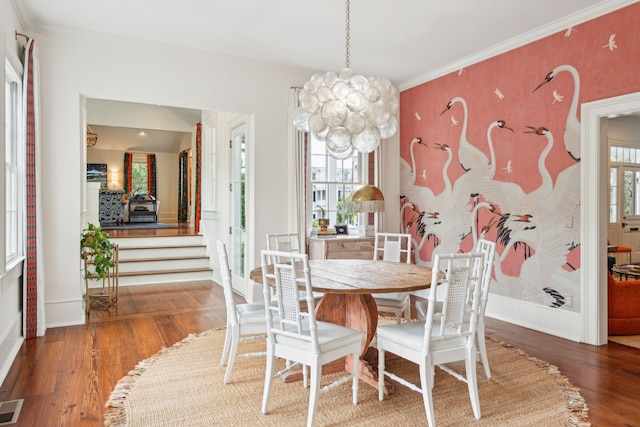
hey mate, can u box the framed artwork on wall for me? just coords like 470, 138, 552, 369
87, 163, 107, 186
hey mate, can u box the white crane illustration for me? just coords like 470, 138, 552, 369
533, 64, 581, 162
440, 97, 489, 172
524, 126, 555, 195
487, 120, 514, 180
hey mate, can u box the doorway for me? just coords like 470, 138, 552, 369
582, 91, 640, 345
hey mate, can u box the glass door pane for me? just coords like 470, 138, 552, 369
230, 123, 247, 294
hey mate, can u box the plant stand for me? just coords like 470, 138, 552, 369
83, 244, 119, 313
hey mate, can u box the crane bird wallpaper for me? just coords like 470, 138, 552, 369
399, 2, 640, 312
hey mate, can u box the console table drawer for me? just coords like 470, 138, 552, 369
309, 237, 375, 260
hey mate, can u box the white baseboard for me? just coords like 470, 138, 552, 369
485, 294, 583, 342
0, 315, 24, 385
45, 298, 86, 329
411, 290, 584, 343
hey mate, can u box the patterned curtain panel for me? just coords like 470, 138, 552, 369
194, 123, 202, 233
123, 152, 132, 193
178, 150, 189, 222
23, 38, 45, 338
147, 154, 157, 196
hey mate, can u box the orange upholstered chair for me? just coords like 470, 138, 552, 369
609, 246, 632, 264
608, 271, 640, 335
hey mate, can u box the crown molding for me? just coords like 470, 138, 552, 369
400, 0, 637, 91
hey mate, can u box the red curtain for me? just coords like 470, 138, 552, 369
123, 152, 132, 193
147, 154, 156, 196
24, 39, 38, 338
194, 123, 202, 233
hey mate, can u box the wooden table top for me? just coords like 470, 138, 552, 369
250, 258, 435, 294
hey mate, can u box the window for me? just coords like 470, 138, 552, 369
309, 134, 365, 229
610, 143, 640, 222
131, 153, 148, 194
5, 60, 24, 265
622, 168, 640, 218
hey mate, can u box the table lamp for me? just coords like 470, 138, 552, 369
346, 185, 385, 236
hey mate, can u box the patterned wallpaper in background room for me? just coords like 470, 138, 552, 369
399, 2, 640, 311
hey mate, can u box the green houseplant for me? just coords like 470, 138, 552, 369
80, 223, 115, 280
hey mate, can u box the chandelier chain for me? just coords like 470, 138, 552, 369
345, 0, 350, 69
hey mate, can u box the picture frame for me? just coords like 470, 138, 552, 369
87, 163, 107, 186
335, 224, 348, 235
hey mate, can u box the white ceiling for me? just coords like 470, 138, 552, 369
15, 0, 628, 85
14, 0, 635, 152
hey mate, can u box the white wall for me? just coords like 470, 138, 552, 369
30, 29, 316, 327
608, 116, 640, 142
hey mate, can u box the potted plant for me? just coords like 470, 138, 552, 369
80, 223, 115, 280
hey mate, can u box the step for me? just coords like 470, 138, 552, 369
118, 256, 211, 273
93, 234, 214, 287
117, 268, 213, 287
111, 235, 205, 248
118, 245, 207, 261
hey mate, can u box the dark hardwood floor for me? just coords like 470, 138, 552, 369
101, 219, 196, 238
1, 225, 638, 425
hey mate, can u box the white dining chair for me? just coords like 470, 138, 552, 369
377, 252, 486, 426
260, 249, 362, 427
266, 233, 302, 257
415, 238, 496, 379
470, 239, 496, 379
266, 233, 323, 306
217, 240, 269, 384
372, 232, 413, 324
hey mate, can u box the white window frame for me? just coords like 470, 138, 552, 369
308, 134, 365, 231
5, 59, 25, 268
130, 153, 149, 195
610, 142, 640, 222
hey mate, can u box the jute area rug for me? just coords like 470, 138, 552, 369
609, 335, 640, 350
104, 328, 589, 427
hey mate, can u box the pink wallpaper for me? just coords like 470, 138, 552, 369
399, 3, 640, 309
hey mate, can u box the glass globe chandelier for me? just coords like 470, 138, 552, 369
292, 0, 399, 159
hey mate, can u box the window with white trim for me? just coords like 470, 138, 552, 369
131, 153, 149, 195
309, 134, 365, 229
610, 144, 640, 222
5, 60, 24, 265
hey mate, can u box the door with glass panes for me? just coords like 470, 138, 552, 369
230, 122, 248, 295
609, 144, 640, 264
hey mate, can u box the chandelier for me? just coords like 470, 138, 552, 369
292, 0, 398, 159
87, 125, 98, 147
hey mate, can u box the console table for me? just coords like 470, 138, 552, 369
128, 198, 157, 223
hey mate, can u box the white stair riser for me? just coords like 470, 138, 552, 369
111, 235, 204, 248
119, 246, 207, 260
103, 235, 213, 287
119, 258, 210, 273
119, 271, 213, 286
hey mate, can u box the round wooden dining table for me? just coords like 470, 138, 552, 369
249, 258, 436, 394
